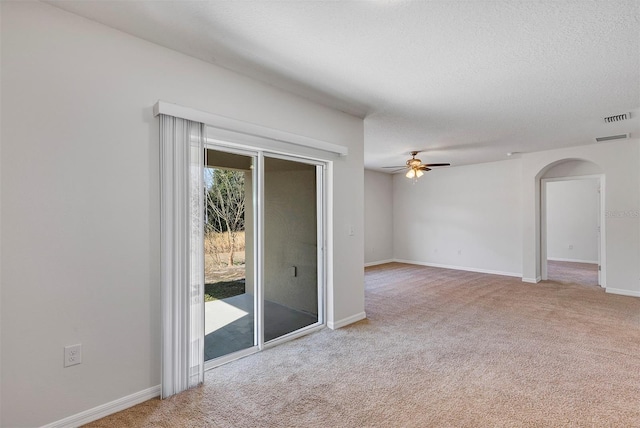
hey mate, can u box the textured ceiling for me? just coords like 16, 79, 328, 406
48, 0, 640, 170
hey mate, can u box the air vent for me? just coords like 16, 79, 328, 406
595, 133, 629, 142
604, 112, 631, 123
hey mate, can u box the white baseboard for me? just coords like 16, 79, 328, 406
605, 288, 640, 298
328, 311, 366, 330
522, 277, 542, 284
42, 385, 161, 428
364, 259, 394, 267
394, 259, 522, 278
548, 257, 598, 264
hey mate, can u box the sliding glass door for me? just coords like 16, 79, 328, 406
204, 145, 324, 365
204, 148, 257, 362
263, 156, 322, 342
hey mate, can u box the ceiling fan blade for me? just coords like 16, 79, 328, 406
389, 168, 408, 173
382, 166, 406, 169
423, 163, 451, 167
418, 166, 432, 171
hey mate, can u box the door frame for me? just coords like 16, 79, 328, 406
260, 151, 327, 350
540, 174, 605, 287
203, 141, 328, 369
203, 144, 260, 370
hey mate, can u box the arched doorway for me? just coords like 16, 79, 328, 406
537, 159, 605, 288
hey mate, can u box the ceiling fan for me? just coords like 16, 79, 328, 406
383, 151, 451, 179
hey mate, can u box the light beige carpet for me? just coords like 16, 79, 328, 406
547, 260, 599, 287
86, 263, 640, 427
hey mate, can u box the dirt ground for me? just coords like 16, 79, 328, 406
205, 251, 245, 284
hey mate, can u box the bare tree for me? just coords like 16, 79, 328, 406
205, 168, 245, 267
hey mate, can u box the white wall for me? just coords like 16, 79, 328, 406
364, 170, 393, 265
0, 2, 364, 426
541, 159, 602, 178
393, 159, 523, 276
521, 139, 640, 297
391, 140, 640, 298
546, 179, 599, 263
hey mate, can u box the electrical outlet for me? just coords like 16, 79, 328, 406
64, 344, 82, 368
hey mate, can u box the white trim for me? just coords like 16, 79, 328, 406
605, 288, 640, 298
540, 174, 606, 287
547, 257, 598, 264
257, 151, 265, 351
317, 164, 327, 327
41, 385, 160, 428
207, 131, 340, 163
263, 150, 327, 166
154, 101, 348, 156
264, 324, 326, 349
204, 346, 259, 371
327, 312, 367, 329
364, 259, 394, 267
325, 162, 335, 331
393, 259, 522, 278
522, 277, 542, 284
541, 174, 603, 182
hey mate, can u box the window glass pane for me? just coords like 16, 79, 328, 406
203, 149, 256, 361
263, 157, 319, 341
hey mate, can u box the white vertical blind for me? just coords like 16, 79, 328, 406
160, 115, 204, 398
189, 122, 205, 388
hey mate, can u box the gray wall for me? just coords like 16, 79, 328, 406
364, 170, 394, 265
546, 179, 599, 263
0, 2, 364, 426
393, 159, 523, 276
521, 140, 639, 291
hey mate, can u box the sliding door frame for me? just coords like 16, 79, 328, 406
203, 144, 260, 370
203, 140, 328, 368
261, 152, 327, 350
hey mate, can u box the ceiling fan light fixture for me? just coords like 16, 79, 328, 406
405, 167, 423, 180
385, 150, 450, 180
